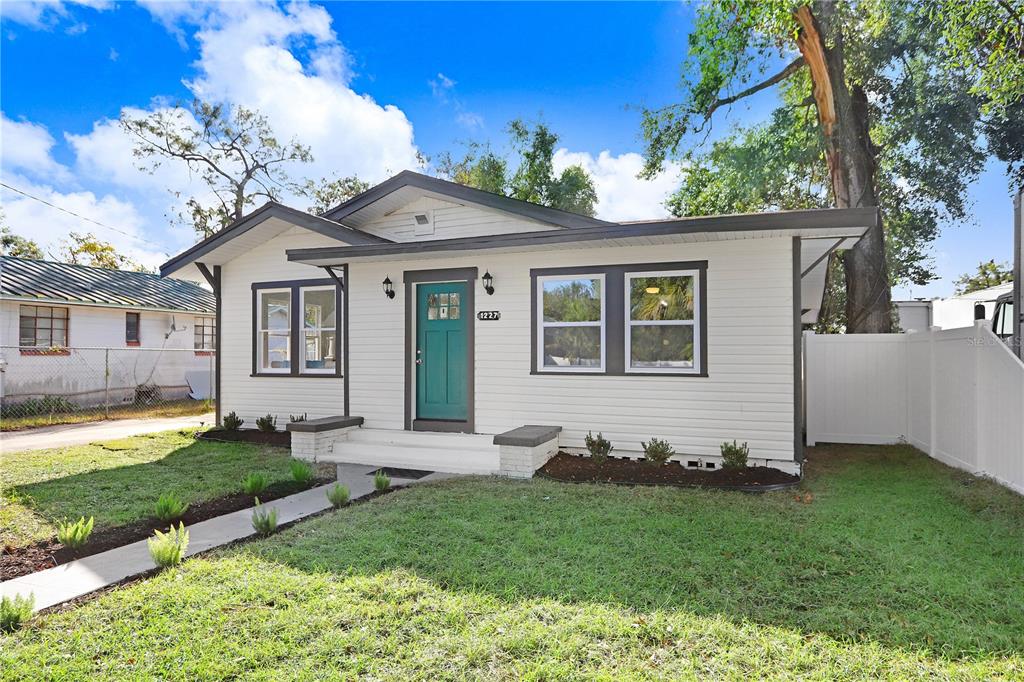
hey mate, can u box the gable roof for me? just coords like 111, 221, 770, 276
159, 201, 390, 278
2, 256, 215, 314
322, 170, 613, 230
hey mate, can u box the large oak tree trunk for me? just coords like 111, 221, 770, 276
796, 3, 892, 333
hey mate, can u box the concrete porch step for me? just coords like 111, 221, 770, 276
319, 429, 500, 475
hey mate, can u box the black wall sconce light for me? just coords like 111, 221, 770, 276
483, 270, 495, 295
382, 276, 395, 299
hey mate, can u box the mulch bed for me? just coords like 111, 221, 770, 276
537, 452, 800, 490
1, 476, 331, 581
197, 429, 291, 448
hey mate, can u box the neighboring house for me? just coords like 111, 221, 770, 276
895, 282, 1013, 332
161, 170, 876, 476
0, 256, 216, 408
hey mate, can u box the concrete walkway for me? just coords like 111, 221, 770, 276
2, 413, 214, 453
0, 464, 453, 612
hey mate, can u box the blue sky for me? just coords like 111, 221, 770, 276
0, 0, 1016, 298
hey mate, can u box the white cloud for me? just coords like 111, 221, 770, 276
429, 71, 482, 131
0, 174, 168, 268
429, 72, 456, 101
552, 149, 683, 222
0, 113, 71, 182
0, 0, 109, 28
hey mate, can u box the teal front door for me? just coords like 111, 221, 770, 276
416, 282, 468, 422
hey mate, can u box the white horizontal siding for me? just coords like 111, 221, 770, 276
358, 198, 553, 242
348, 237, 796, 461
220, 227, 345, 425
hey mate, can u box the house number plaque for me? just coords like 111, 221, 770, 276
477, 311, 501, 321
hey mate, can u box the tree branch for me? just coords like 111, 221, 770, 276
705, 57, 806, 118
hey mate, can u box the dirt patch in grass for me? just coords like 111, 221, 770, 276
197, 429, 290, 448
537, 452, 799, 489
0, 476, 331, 581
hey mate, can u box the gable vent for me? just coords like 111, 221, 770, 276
413, 210, 434, 236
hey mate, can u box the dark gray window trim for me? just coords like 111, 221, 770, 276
403, 267, 478, 433
792, 238, 805, 464
250, 277, 344, 379
530, 260, 709, 378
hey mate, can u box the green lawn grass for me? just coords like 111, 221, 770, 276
0, 399, 214, 431
0, 430, 294, 547
3, 444, 1024, 679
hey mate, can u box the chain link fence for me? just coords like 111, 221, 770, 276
0, 346, 215, 430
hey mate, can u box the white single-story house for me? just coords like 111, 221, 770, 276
0, 256, 216, 408
161, 170, 876, 476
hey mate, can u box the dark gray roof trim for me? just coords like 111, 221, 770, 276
2, 256, 215, 313
322, 170, 613, 230
288, 206, 879, 264
159, 201, 391, 277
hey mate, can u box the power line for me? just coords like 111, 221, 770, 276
0, 181, 142, 242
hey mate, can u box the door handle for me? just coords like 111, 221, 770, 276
415, 348, 423, 365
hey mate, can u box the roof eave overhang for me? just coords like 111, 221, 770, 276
159, 202, 392, 278
287, 207, 878, 266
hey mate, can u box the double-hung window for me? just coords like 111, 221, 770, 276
257, 288, 292, 373
537, 274, 605, 372
125, 312, 141, 345
625, 270, 699, 373
252, 277, 344, 377
532, 261, 706, 376
300, 286, 337, 374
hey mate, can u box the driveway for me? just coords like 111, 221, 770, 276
1, 413, 214, 453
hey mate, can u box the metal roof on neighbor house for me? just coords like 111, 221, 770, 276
1, 256, 215, 313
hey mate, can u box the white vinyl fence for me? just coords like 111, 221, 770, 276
805, 322, 1024, 494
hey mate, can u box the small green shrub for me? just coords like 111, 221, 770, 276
290, 459, 316, 485
154, 492, 189, 522
326, 483, 350, 508
0, 594, 34, 633
720, 440, 750, 469
242, 472, 270, 495
289, 413, 307, 423
641, 438, 674, 466
584, 431, 613, 463
222, 412, 244, 431
1, 395, 76, 418
251, 499, 278, 537
148, 523, 189, 568
56, 516, 94, 550
374, 469, 391, 492
255, 414, 277, 432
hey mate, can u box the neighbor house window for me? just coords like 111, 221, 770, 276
625, 271, 699, 373
537, 274, 605, 372
251, 277, 344, 378
300, 286, 336, 374
194, 317, 216, 351
258, 289, 291, 373
125, 312, 140, 345
19, 305, 69, 348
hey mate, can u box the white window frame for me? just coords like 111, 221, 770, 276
536, 273, 606, 373
257, 288, 291, 374
624, 269, 700, 375
299, 285, 337, 375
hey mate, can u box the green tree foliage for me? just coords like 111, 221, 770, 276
641, 0, 1024, 332
57, 232, 148, 272
1, 226, 44, 259
954, 259, 1014, 295
122, 100, 314, 238
305, 175, 370, 215
438, 120, 598, 217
